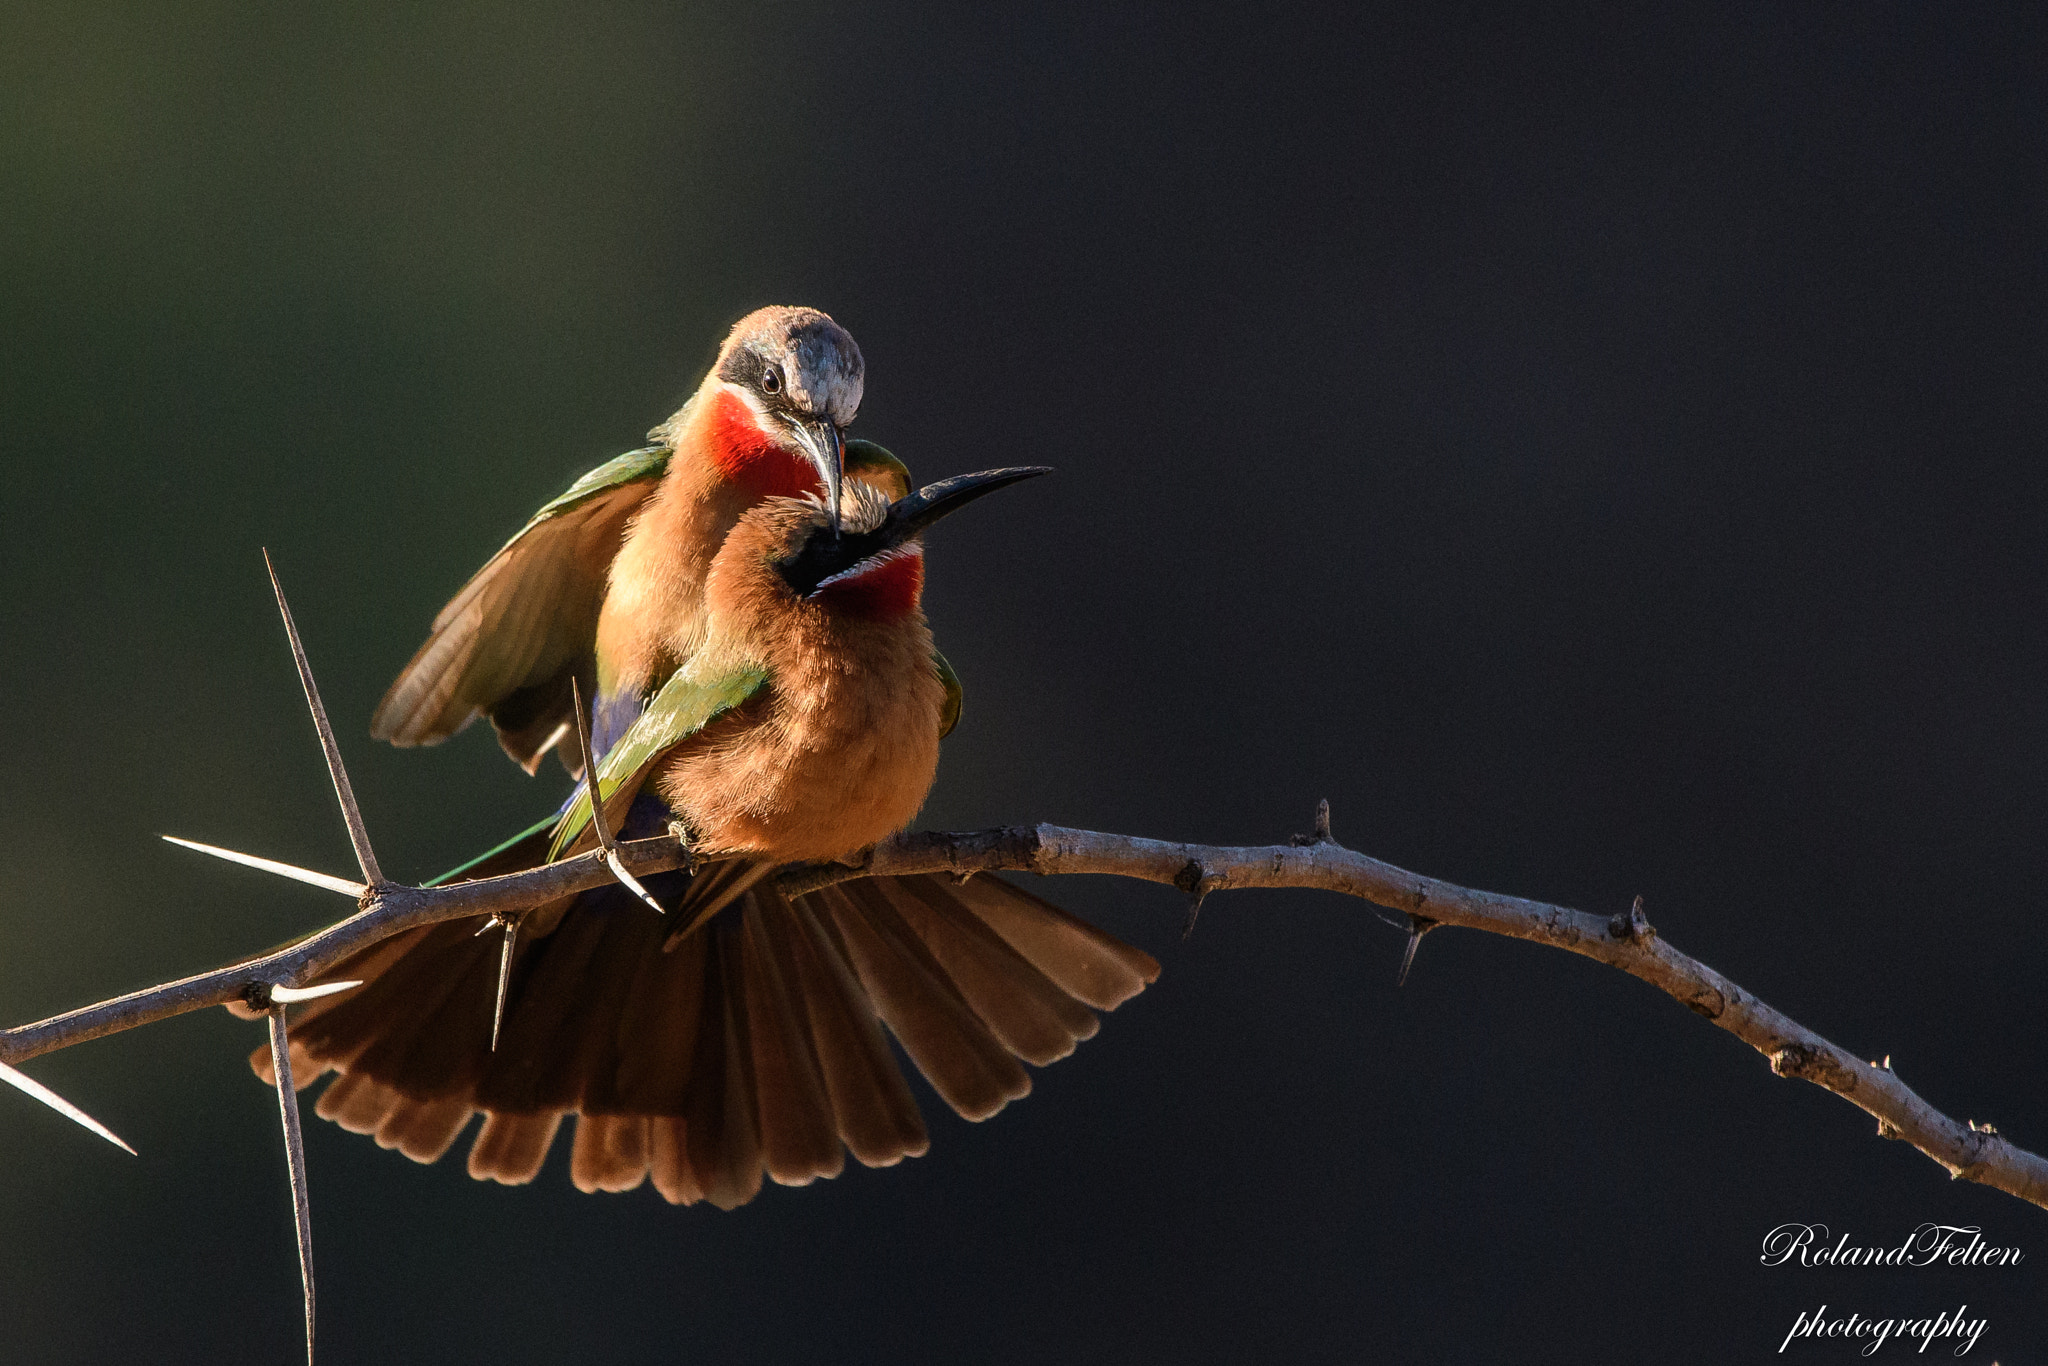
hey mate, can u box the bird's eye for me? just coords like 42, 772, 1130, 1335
760, 365, 783, 395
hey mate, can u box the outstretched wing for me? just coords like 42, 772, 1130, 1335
371, 433, 958, 775
549, 662, 771, 858
370, 445, 673, 774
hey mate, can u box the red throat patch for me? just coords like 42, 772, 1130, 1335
704, 388, 815, 497
817, 547, 924, 619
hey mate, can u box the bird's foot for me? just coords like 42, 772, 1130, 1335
667, 821, 701, 876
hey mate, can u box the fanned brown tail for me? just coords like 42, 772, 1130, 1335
251, 861, 1158, 1209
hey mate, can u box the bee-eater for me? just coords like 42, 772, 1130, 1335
262, 373, 1157, 1205
370, 304, 939, 778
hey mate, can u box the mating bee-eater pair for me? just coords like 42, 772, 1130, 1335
255, 307, 1156, 1209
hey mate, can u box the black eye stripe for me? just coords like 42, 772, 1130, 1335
714, 345, 788, 402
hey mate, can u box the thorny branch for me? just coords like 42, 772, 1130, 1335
792, 824, 2048, 1210
3, 816, 2044, 1212
3, 562, 2046, 1361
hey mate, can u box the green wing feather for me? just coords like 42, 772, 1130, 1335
933, 649, 963, 739
426, 812, 559, 887
548, 662, 771, 859
497, 444, 671, 553
845, 438, 912, 498
376, 425, 968, 772
371, 444, 674, 765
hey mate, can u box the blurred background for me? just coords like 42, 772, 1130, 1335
3, 2, 2045, 1360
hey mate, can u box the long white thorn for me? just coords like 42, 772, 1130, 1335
605, 849, 669, 916
162, 837, 368, 899
570, 677, 616, 853
0, 1060, 136, 1155
491, 919, 517, 1052
264, 548, 384, 888
570, 678, 665, 914
270, 981, 363, 1005
267, 1008, 316, 1366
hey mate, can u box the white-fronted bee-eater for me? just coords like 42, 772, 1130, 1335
252, 311, 1157, 1209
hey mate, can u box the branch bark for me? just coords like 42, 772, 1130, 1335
3, 818, 2043, 1212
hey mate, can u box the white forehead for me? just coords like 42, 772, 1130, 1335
718, 307, 867, 427
780, 325, 864, 426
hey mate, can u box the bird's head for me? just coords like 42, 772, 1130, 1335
710, 306, 865, 529
713, 466, 1052, 625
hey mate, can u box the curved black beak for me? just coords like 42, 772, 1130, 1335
883, 465, 1054, 545
774, 465, 1053, 600
792, 418, 846, 534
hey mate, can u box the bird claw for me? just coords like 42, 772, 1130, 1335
667, 821, 701, 876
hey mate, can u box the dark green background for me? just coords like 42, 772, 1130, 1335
3, 3, 2044, 1361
